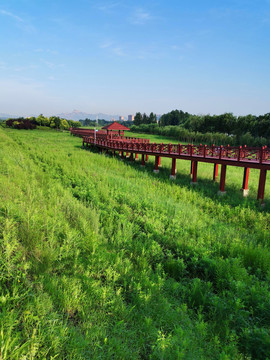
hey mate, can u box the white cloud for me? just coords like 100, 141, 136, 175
0, 8, 35, 32
99, 41, 114, 49
40, 59, 65, 69
34, 48, 59, 55
97, 2, 121, 13
129, 8, 152, 25
0, 9, 24, 22
99, 41, 126, 56
112, 47, 125, 56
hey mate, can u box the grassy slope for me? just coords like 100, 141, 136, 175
0, 128, 270, 359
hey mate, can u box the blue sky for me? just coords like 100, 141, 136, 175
0, 0, 270, 117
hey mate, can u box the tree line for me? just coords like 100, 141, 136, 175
159, 110, 270, 139
5, 115, 81, 130
133, 112, 157, 126
130, 110, 270, 146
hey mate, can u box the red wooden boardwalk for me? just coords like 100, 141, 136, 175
72, 128, 269, 203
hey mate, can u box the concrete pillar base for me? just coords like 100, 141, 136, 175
170, 175, 176, 180
241, 189, 249, 197
153, 169, 159, 174
218, 191, 226, 196
190, 181, 198, 186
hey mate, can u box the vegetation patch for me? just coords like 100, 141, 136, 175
0, 128, 269, 359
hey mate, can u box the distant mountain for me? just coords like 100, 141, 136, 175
57, 109, 121, 121
0, 113, 17, 119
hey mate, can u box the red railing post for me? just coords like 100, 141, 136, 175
243, 145, 247, 160
260, 146, 264, 163
238, 146, 242, 161
219, 145, 223, 159
226, 144, 230, 158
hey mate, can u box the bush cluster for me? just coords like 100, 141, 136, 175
5, 115, 81, 130
6, 118, 36, 130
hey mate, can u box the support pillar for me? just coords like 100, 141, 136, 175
135, 153, 138, 160
126, 152, 129, 158
130, 153, 134, 161
153, 156, 159, 173
190, 161, 194, 178
218, 164, 227, 195
141, 154, 145, 167
257, 169, 267, 203
145, 155, 149, 162
241, 167, 250, 197
191, 161, 198, 185
121, 152, 125, 161
170, 158, 176, 179
158, 156, 162, 167
213, 164, 219, 182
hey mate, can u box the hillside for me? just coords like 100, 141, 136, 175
0, 128, 269, 359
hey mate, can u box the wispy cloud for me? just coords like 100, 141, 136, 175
41, 60, 65, 69
97, 2, 121, 13
0, 8, 35, 32
99, 41, 114, 49
0, 9, 24, 22
99, 41, 126, 56
0, 61, 8, 70
0, 62, 38, 73
112, 47, 125, 56
129, 8, 153, 25
14, 64, 39, 72
34, 48, 59, 55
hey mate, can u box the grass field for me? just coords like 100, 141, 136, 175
0, 128, 269, 359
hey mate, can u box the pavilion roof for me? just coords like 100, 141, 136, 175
102, 121, 130, 131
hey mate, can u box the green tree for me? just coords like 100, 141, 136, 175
49, 116, 61, 129
134, 112, 143, 126
60, 119, 69, 130
149, 112, 157, 124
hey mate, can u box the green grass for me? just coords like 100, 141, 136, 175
0, 128, 270, 359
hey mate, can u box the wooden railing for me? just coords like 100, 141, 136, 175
83, 137, 270, 164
